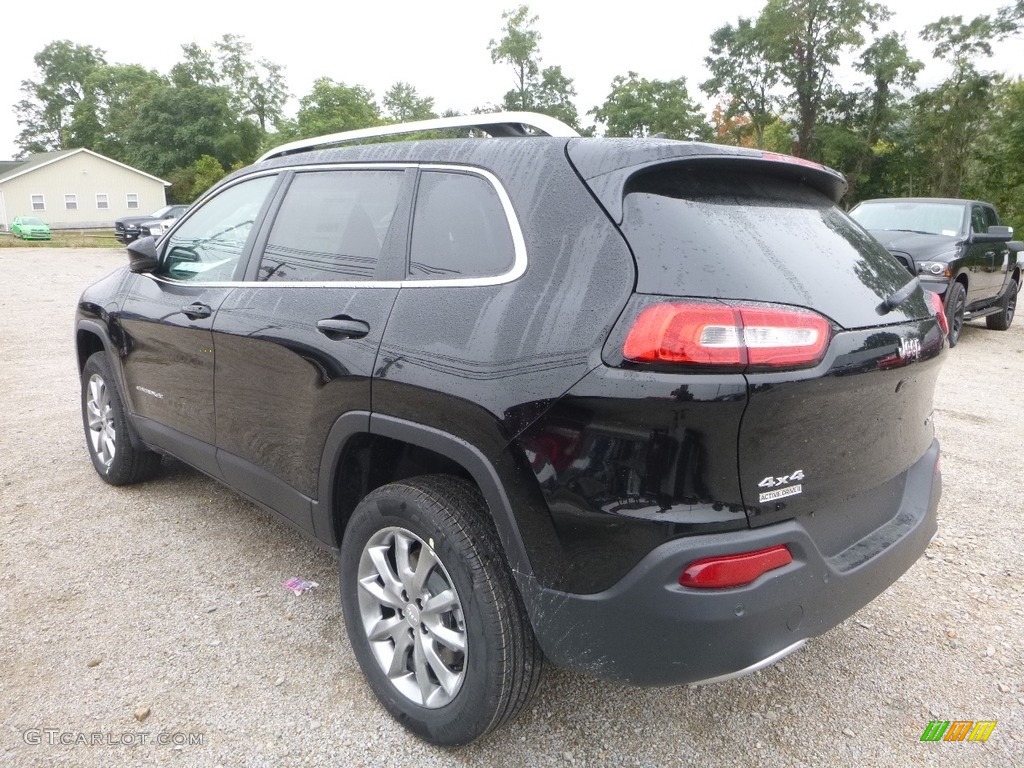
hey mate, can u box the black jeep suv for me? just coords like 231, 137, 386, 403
76, 113, 946, 746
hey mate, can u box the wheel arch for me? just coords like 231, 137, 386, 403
76, 320, 114, 373
314, 412, 539, 583
76, 319, 154, 454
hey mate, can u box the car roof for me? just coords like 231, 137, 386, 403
213, 113, 848, 216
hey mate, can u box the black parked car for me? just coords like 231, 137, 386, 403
114, 204, 189, 244
850, 197, 1020, 346
76, 113, 946, 746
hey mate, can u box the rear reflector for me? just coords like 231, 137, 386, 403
623, 301, 830, 368
679, 545, 793, 589
929, 291, 950, 337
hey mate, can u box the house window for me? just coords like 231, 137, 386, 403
31, 194, 45, 211
127, 193, 139, 209
65, 194, 78, 210
96, 194, 109, 210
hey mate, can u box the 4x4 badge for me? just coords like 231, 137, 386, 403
757, 470, 805, 503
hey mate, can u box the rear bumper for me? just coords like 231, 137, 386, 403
525, 439, 940, 686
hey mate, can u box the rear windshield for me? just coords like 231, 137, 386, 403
850, 201, 965, 237
620, 167, 927, 329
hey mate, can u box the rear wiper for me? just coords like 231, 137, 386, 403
880, 276, 920, 313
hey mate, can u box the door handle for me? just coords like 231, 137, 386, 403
316, 317, 370, 339
182, 302, 212, 319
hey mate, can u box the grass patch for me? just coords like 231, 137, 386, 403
0, 230, 122, 248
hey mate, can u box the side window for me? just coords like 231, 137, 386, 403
408, 171, 515, 280
983, 207, 999, 231
970, 205, 986, 234
259, 170, 403, 282
158, 175, 275, 282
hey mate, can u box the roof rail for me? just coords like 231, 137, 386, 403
257, 111, 580, 162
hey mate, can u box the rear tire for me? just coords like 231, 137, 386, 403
81, 352, 161, 485
339, 475, 542, 746
986, 279, 1017, 331
945, 282, 967, 347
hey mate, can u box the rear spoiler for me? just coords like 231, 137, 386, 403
566, 138, 848, 224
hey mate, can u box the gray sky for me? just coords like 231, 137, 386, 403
2, 0, 1020, 159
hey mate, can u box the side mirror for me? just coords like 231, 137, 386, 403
972, 225, 1013, 243
127, 236, 159, 273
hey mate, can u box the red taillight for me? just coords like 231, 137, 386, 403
929, 292, 949, 337
679, 545, 793, 589
623, 302, 830, 369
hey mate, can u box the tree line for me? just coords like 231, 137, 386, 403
13, 2, 1024, 223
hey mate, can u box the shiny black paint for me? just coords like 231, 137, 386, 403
566, 139, 849, 223
739, 319, 945, 528
118, 277, 230, 452
371, 143, 638, 589
525, 440, 940, 685
76, 136, 948, 626
517, 367, 749, 592
213, 286, 399, 499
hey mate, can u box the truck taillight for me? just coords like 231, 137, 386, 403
623, 301, 831, 369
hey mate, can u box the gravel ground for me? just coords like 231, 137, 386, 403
1, 248, 1021, 767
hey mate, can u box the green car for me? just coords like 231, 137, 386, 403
11, 216, 52, 240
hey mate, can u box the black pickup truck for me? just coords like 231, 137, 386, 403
114, 205, 189, 245
850, 197, 1021, 346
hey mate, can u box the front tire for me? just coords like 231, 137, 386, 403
339, 475, 542, 746
81, 352, 161, 485
945, 282, 967, 347
986, 279, 1017, 331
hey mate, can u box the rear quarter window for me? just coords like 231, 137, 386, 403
408, 171, 514, 280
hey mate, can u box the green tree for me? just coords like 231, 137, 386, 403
532, 65, 579, 127
165, 154, 228, 204
193, 154, 228, 194
15, 40, 107, 153
701, 18, 782, 148
591, 72, 710, 141
759, 0, 890, 158
383, 82, 437, 122
123, 83, 257, 177
170, 43, 217, 87
296, 78, 381, 138
67, 64, 166, 160
970, 78, 1024, 226
213, 34, 288, 133
488, 5, 541, 110
822, 32, 921, 201
488, 5, 581, 128
912, 11, 1019, 196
